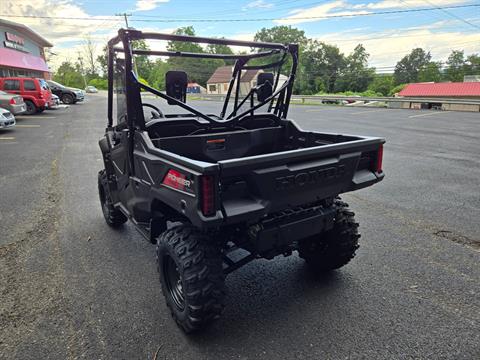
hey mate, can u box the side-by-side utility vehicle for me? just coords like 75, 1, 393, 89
98, 29, 385, 332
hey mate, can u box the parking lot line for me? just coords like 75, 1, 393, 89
409, 111, 448, 118
15, 125, 41, 128
16, 116, 57, 119
0, 137, 15, 140
349, 109, 387, 115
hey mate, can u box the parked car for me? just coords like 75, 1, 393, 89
0, 107, 16, 129
49, 94, 61, 109
0, 77, 53, 115
47, 80, 84, 104
85, 85, 98, 93
0, 90, 26, 115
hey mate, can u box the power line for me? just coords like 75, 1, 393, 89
419, 0, 480, 30
0, 4, 478, 22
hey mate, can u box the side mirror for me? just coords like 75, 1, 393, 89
165, 71, 187, 105
256, 72, 274, 102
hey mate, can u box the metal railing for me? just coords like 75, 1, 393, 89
186, 93, 480, 106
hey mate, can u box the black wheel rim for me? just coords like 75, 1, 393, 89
26, 102, 34, 113
163, 255, 185, 311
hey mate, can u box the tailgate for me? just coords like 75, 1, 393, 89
218, 138, 383, 223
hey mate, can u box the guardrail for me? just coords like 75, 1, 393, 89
187, 93, 480, 106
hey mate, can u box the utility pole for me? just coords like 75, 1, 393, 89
116, 13, 132, 28
115, 12, 139, 75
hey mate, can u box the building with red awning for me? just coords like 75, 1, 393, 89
0, 18, 52, 79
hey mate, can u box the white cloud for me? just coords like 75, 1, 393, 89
135, 0, 170, 12
243, 0, 274, 11
311, 22, 480, 68
354, 0, 468, 10
274, 0, 472, 25
274, 1, 370, 25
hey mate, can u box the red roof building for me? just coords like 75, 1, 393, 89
399, 82, 480, 98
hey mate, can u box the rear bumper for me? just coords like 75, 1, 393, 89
9, 103, 26, 115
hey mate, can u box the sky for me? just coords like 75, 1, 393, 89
0, 0, 479, 71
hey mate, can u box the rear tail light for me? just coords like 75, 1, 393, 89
201, 175, 215, 217
39, 92, 44, 99
376, 144, 383, 173
9, 98, 16, 105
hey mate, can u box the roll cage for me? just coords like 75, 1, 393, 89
106, 28, 299, 131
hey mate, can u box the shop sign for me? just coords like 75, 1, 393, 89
4, 32, 29, 52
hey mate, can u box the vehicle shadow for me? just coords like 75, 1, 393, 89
186, 256, 360, 344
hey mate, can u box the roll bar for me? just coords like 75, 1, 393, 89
107, 28, 298, 130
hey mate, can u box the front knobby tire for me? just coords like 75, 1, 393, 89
298, 199, 360, 273
98, 169, 127, 227
156, 225, 226, 333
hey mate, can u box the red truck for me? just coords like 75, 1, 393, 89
0, 77, 54, 115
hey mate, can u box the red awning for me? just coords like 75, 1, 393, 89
0, 47, 50, 72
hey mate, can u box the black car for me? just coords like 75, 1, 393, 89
98, 29, 385, 333
46, 80, 85, 104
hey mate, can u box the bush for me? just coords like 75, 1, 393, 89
88, 78, 108, 90
389, 84, 407, 96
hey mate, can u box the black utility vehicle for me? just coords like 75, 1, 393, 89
98, 29, 385, 333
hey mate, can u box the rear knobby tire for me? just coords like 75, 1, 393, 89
156, 225, 226, 333
298, 199, 360, 273
98, 169, 127, 227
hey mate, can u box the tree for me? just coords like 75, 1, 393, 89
96, 45, 108, 78
132, 39, 153, 80
301, 40, 345, 94
464, 53, 480, 76
418, 61, 443, 82
254, 26, 308, 92
207, 41, 234, 65
167, 26, 224, 86
53, 61, 84, 88
83, 35, 98, 77
253, 26, 307, 47
368, 74, 394, 96
444, 50, 465, 82
394, 48, 431, 84
147, 59, 170, 90
335, 44, 375, 92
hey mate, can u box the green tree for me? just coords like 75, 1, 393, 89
335, 44, 375, 92
418, 61, 443, 82
464, 53, 480, 76
207, 41, 234, 65
368, 74, 394, 96
132, 39, 153, 80
394, 48, 432, 84
53, 61, 84, 88
96, 45, 108, 78
254, 26, 308, 93
444, 50, 465, 82
147, 59, 170, 90
253, 26, 307, 46
301, 40, 345, 94
167, 26, 223, 86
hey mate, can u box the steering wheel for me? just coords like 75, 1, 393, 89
142, 103, 164, 120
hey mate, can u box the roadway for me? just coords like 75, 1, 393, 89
0, 93, 479, 359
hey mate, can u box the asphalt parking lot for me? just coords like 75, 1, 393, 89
0, 93, 479, 359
